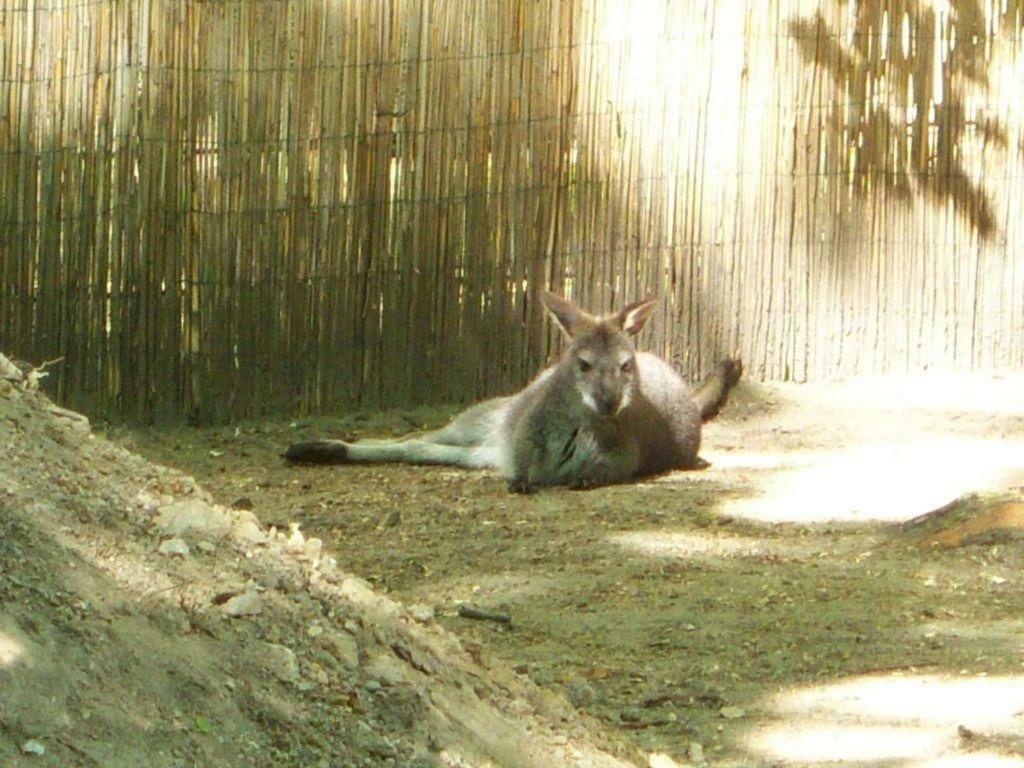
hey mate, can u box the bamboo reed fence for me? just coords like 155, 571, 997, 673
1, 0, 1022, 422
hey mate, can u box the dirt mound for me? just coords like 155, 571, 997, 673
0, 353, 640, 768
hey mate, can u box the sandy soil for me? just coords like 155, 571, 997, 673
106, 372, 1024, 768
0, 355, 643, 768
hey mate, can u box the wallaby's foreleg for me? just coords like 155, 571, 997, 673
692, 358, 743, 421
506, 420, 640, 493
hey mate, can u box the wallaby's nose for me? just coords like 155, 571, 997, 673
595, 394, 620, 416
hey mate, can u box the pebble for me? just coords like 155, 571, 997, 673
306, 661, 330, 686
317, 631, 359, 669
264, 643, 300, 683
220, 591, 263, 617
302, 538, 323, 562
689, 741, 705, 764
231, 520, 268, 546
364, 680, 382, 693
408, 604, 435, 623
284, 524, 306, 554
134, 490, 161, 515
158, 538, 190, 558
720, 705, 746, 719
153, 500, 232, 540
21, 739, 45, 756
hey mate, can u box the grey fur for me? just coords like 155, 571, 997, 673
284, 293, 740, 493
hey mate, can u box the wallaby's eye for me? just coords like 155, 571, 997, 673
578, 358, 593, 373
620, 359, 634, 373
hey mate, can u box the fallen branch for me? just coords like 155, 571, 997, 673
457, 604, 511, 626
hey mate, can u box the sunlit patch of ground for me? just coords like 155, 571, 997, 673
698, 374, 1024, 524
747, 673, 1024, 766
706, 438, 1024, 524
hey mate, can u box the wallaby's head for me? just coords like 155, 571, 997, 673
540, 291, 658, 417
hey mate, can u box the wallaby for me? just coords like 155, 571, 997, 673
284, 292, 741, 493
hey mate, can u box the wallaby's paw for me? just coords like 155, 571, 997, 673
507, 478, 536, 495
282, 440, 350, 465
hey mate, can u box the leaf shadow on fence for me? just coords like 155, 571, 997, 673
788, 0, 1021, 241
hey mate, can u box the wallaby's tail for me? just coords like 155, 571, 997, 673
693, 358, 743, 421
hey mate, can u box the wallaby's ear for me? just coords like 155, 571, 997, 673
617, 297, 659, 336
540, 291, 595, 338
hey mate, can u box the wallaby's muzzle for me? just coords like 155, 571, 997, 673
593, 392, 622, 416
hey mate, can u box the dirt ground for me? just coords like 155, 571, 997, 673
1, 356, 642, 768
106, 372, 1024, 767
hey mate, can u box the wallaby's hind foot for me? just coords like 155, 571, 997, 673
693, 358, 743, 421
282, 440, 350, 465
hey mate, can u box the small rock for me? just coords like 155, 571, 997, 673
158, 538, 190, 558
339, 577, 400, 617
154, 500, 231, 540
408, 604, 435, 623
21, 739, 46, 756
231, 509, 262, 528
221, 591, 263, 617
688, 741, 705, 763
196, 541, 216, 554
302, 538, 323, 562
306, 662, 330, 686
134, 490, 161, 515
364, 653, 410, 686
284, 523, 306, 554
317, 631, 359, 669
720, 705, 746, 720
364, 680, 382, 693
231, 520, 268, 546
307, 624, 324, 638
263, 643, 300, 683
